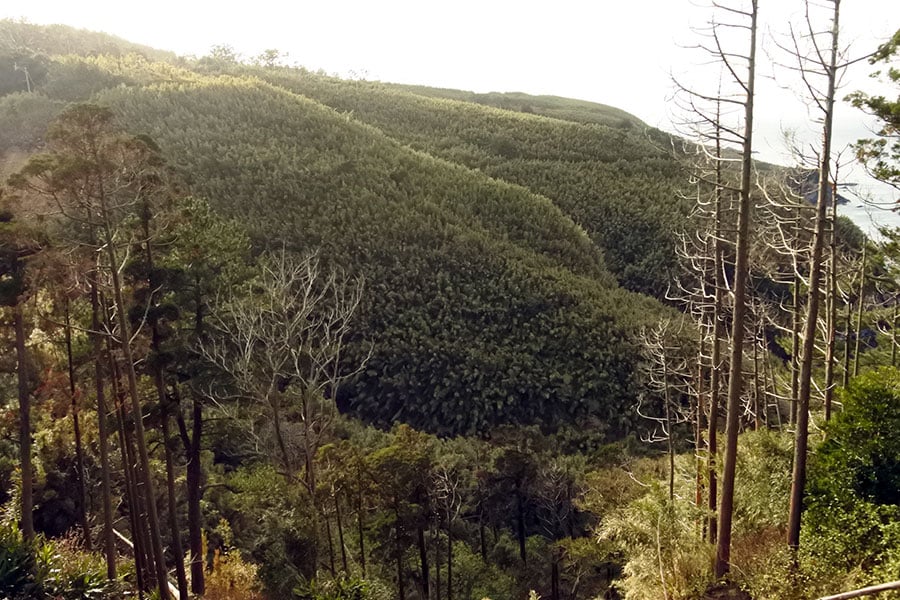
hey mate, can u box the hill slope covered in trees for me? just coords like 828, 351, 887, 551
0, 21, 685, 434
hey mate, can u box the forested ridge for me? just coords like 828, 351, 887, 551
2, 16, 900, 600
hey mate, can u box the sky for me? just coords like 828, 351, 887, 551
3, 0, 899, 232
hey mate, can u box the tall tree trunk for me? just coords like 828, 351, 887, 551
143, 205, 188, 599
853, 242, 867, 377
551, 553, 560, 600
89, 232, 117, 579
663, 360, 675, 502
335, 493, 348, 573
696, 330, 706, 513
435, 520, 442, 600
395, 506, 405, 600
791, 209, 802, 426
64, 298, 92, 550
707, 94, 727, 546
418, 526, 430, 600
100, 213, 169, 599
893, 302, 898, 368
787, 0, 841, 556
715, 0, 758, 578
176, 391, 205, 595
324, 509, 336, 576
824, 179, 839, 421
516, 487, 527, 564
357, 481, 367, 577
753, 329, 761, 430
479, 504, 487, 561
447, 519, 453, 600
843, 298, 852, 387
162, 409, 188, 600
112, 356, 150, 595
15, 301, 34, 544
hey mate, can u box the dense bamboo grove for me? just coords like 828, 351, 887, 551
1, 15, 900, 600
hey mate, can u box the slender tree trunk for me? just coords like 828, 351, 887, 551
357, 481, 367, 577
418, 526, 430, 600
791, 210, 802, 426
551, 553, 560, 600
843, 298, 852, 387
447, 519, 453, 600
715, 0, 758, 578
395, 506, 405, 600
324, 509, 336, 576
64, 299, 92, 550
162, 409, 188, 600
142, 206, 188, 600
663, 360, 675, 502
112, 356, 150, 595
824, 180, 839, 421
177, 391, 205, 595
90, 276, 117, 579
335, 493, 348, 573
516, 487, 527, 564
707, 97, 726, 546
435, 520, 442, 600
787, 0, 841, 557
853, 242, 866, 377
753, 330, 761, 430
892, 302, 898, 368
479, 504, 487, 561
15, 301, 34, 544
271, 393, 292, 473
696, 330, 706, 513
100, 215, 169, 599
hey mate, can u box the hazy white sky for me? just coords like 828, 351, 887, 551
3, 0, 898, 230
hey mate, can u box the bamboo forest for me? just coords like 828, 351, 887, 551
1, 5, 900, 600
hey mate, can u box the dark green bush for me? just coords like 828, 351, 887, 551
804, 367, 900, 571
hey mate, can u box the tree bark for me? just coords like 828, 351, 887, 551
64, 298, 92, 550
853, 242, 867, 377
99, 181, 169, 599
90, 277, 117, 578
715, 0, 758, 578
418, 526, 430, 600
15, 301, 34, 544
162, 408, 188, 600
335, 493, 348, 573
787, 0, 841, 556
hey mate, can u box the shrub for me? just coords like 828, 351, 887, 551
804, 368, 900, 572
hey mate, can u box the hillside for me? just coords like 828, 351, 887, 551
0, 22, 680, 434
241, 67, 689, 296
4, 19, 898, 600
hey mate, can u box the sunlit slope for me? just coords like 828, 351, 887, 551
249, 69, 688, 296
384, 84, 645, 128
92, 75, 663, 433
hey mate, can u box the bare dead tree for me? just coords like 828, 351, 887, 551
638, 319, 696, 503
672, 0, 760, 576
779, 0, 845, 557
200, 248, 368, 494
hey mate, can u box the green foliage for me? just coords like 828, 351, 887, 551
598, 485, 710, 600
215, 465, 319, 597
245, 67, 688, 296
0, 92, 65, 154
295, 576, 390, 600
80, 70, 667, 434
847, 29, 900, 188
448, 541, 517, 599
0, 517, 123, 600
0, 520, 38, 599
804, 367, 900, 572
